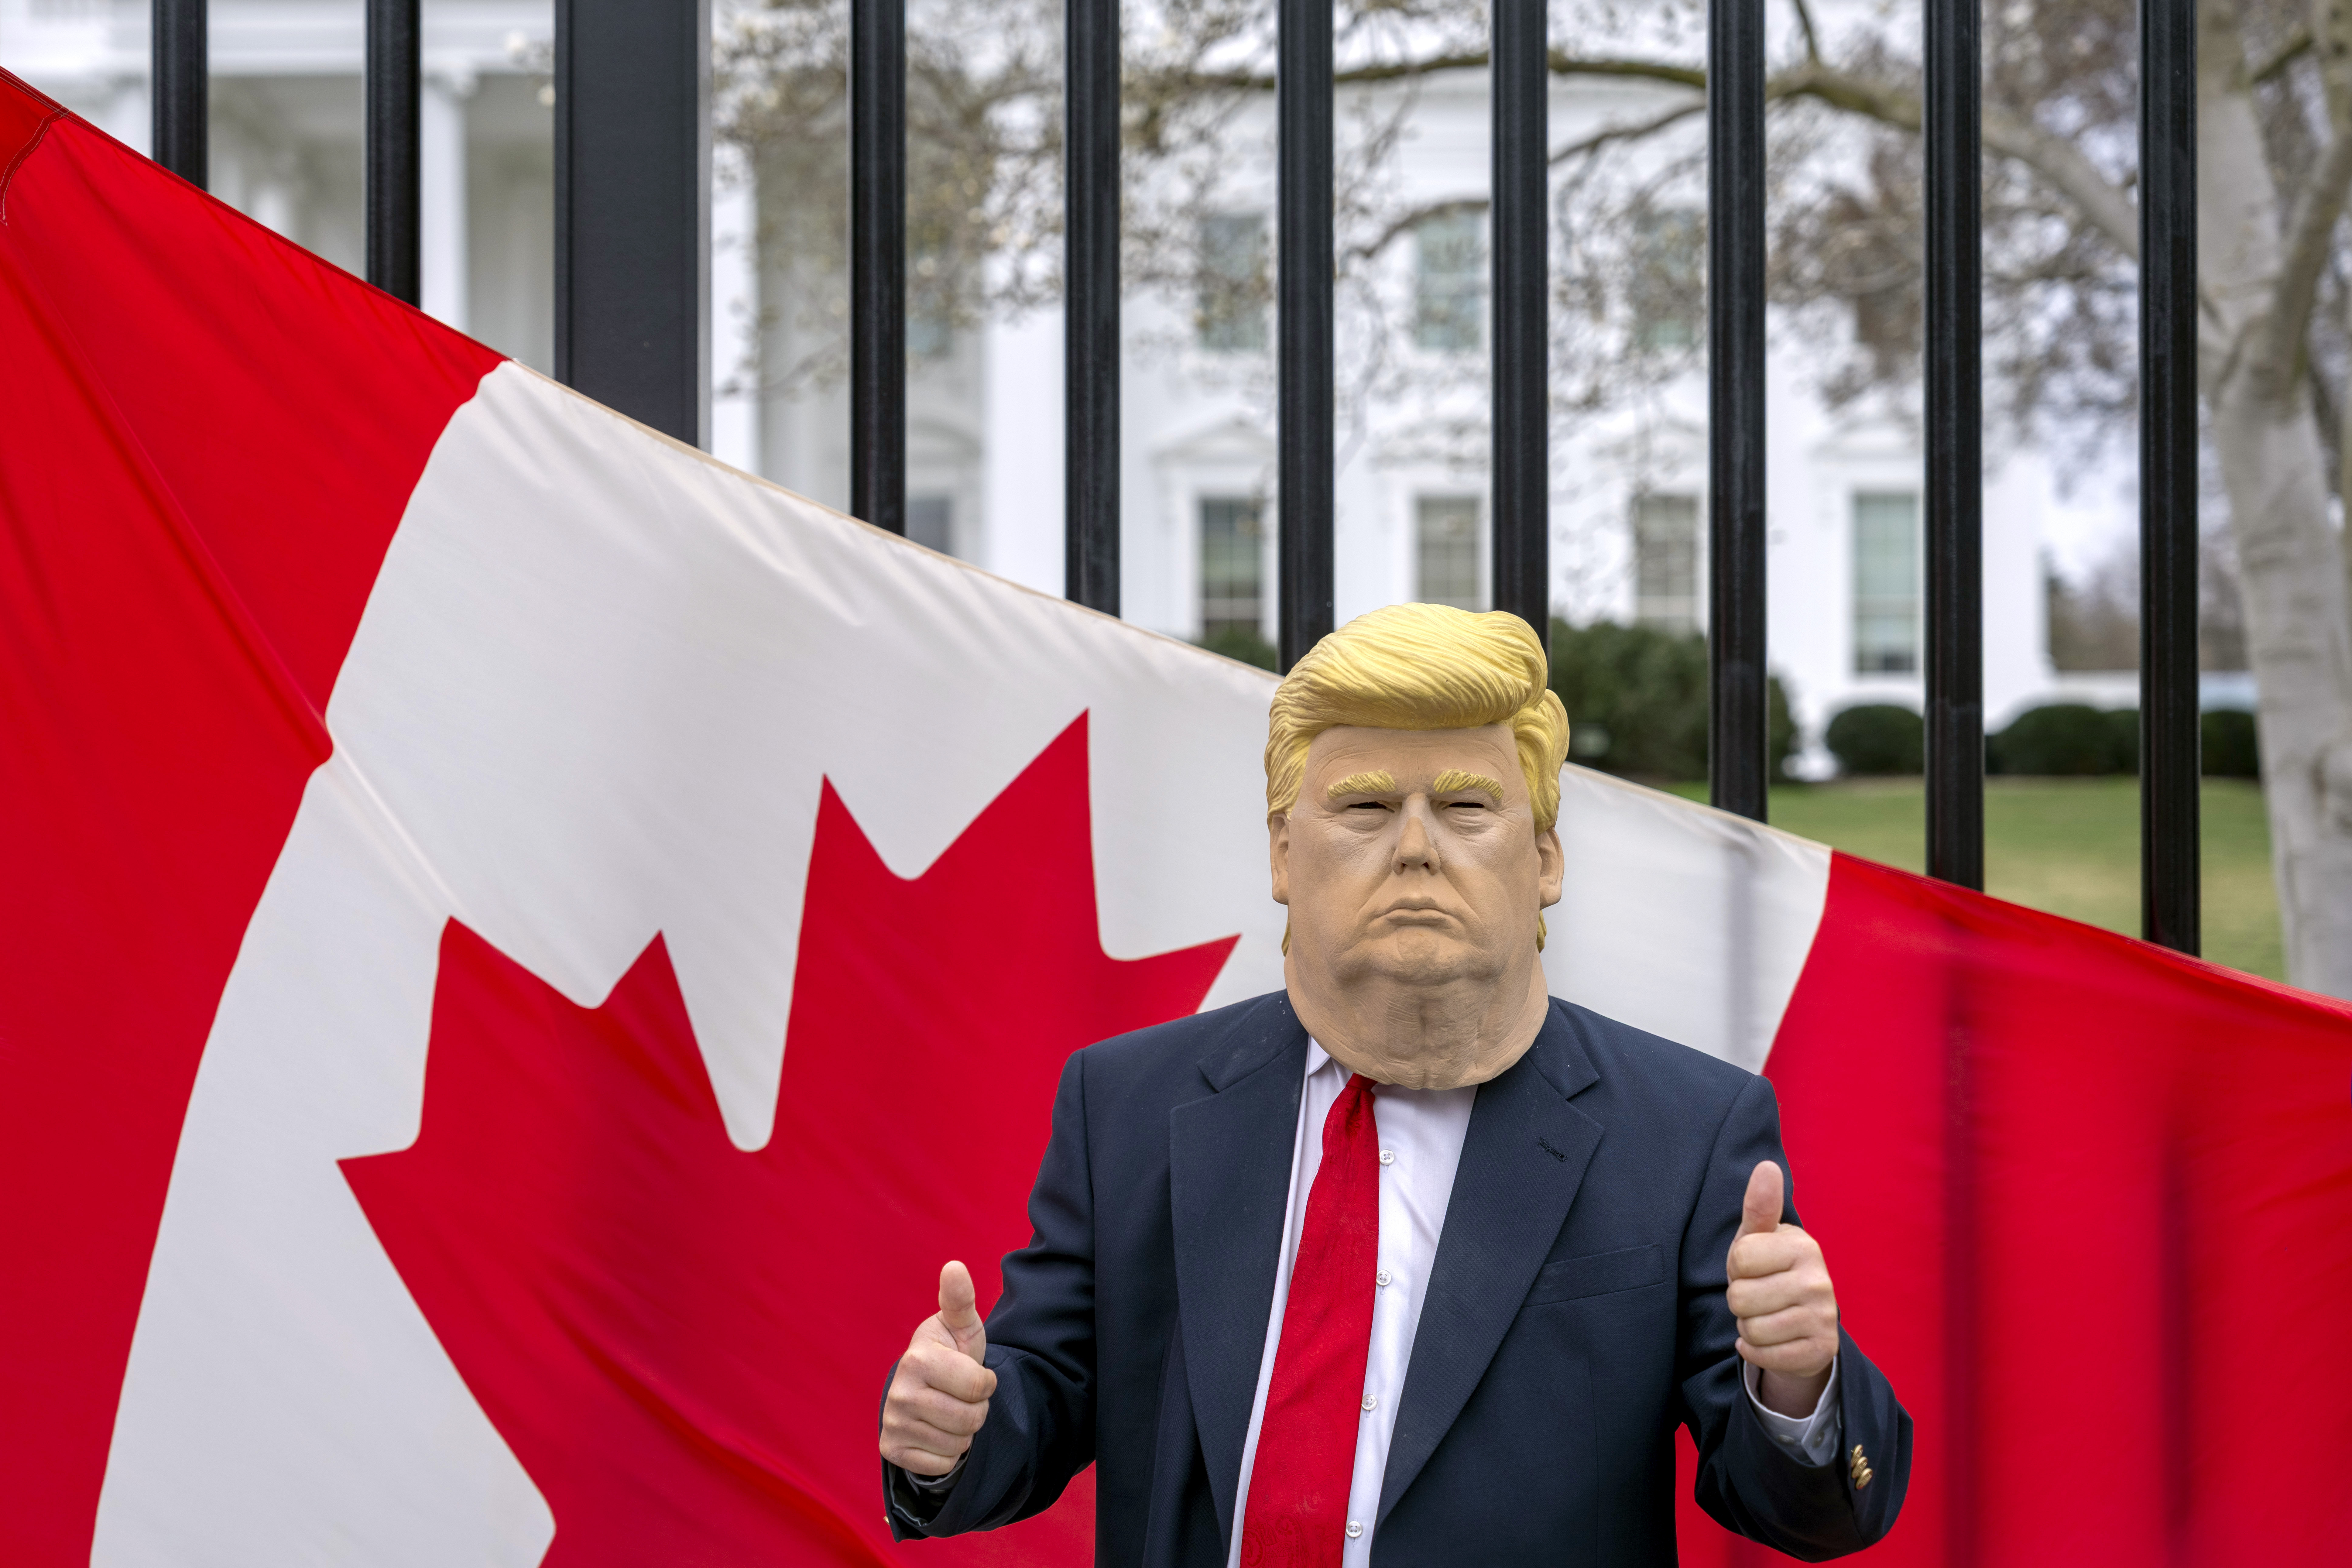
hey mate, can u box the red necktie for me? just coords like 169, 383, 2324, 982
1241, 1072, 1381, 1567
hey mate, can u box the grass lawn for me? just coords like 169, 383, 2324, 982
1665, 777, 2283, 982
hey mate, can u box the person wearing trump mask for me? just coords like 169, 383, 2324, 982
879, 602, 1910, 1564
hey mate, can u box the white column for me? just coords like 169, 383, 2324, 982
710, 142, 760, 473
981, 307, 1065, 594
420, 75, 471, 332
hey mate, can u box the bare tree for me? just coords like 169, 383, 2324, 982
1707, 0, 2352, 992
718, 0, 2352, 995
2046, 524, 2251, 673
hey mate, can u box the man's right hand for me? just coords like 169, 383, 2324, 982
879, 1260, 999, 1477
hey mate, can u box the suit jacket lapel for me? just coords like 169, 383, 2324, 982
1167, 993, 1311, 1543
1378, 1003, 1603, 1523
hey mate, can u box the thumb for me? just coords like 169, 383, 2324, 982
1737, 1160, 1784, 1241
937, 1260, 986, 1361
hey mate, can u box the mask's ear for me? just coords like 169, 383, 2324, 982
1268, 812, 1292, 908
1536, 823, 1565, 910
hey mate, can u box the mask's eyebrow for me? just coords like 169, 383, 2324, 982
1431, 769, 1506, 804
1325, 770, 1398, 802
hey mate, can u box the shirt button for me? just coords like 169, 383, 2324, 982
1376, 1269, 1392, 1287
1347, 1521, 1364, 1539
1362, 1392, 1378, 1411
1379, 1149, 1396, 1165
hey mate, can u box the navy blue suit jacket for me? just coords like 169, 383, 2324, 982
884, 991, 1910, 1564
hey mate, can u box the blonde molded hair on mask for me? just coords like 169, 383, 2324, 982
1265, 602, 1571, 831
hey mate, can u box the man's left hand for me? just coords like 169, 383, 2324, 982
1726, 1159, 1839, 1418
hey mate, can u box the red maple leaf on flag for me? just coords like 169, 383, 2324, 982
344, 714, 1236, 1565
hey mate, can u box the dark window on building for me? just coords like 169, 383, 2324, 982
1853, 491, 1920, 674
1200, 496, 1265, 636
1416, 495, 1483, 609
907, 245, 956, 360
1632, 494, 1700, 634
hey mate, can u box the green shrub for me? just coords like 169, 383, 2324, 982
2102, 707, 2140, 775
1825, 704, 1923, 775
1548, 620, 1795, 782
1994, 703, 2123, 776
1983, 704, 2261, 778
2202, 709, 2260, 777
1770, 673, 1796, 782
1195, 624, 1279, 671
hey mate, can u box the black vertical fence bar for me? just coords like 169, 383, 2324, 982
1926, 5, 1987, 1551
1706, 0, 1767, 821
850, 0, 908, 533
1064, 0, 1119, 611
1490, 0, 1548, 650
1924, 0, 1984, 890
365, 0, 421, 305
151, 0, 207, 188
2141, 0, 2199, 952
1277, 0, 1334, 671
554, 0, 711, 445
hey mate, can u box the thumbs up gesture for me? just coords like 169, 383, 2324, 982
1725, 1161, 1840, 1417
880, 1261, 1001, 1477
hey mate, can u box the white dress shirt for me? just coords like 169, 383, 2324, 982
1224, 1044, 1841, 1568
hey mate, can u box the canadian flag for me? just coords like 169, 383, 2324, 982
3, 71, 2347, 1568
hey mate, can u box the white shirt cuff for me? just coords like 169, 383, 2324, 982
1741, 1353, 1842, 1468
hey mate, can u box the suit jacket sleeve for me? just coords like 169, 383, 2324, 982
883, 1050, 1099, 1539
1677, 1073, 1911, 1561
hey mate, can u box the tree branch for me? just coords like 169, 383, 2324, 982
1981, 114, 2142, 261
1767, 60, 2143, 259
1182, 50, 1704, 94
1175, 51, 1485, 93
2255, 125, 2352, 394
1188, 48, 2146, 265
1789, 0, 1824, 64
1551, 100, 1707, 163
1346, 101, 1707, 262
1350, 196, 1488, 263
2251, 23, 2313, 86
1546, 52, 1705, 91
1408, 54, 2145, 262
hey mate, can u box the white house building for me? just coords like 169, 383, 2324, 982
9, 0, 2218, 775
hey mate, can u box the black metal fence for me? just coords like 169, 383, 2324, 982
146, 0, 2202, 951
